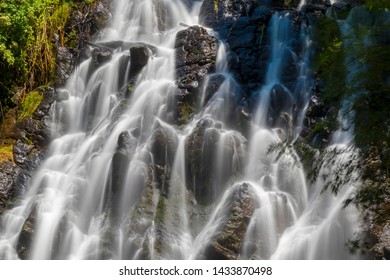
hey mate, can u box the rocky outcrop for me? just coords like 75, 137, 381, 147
54, 44, 74, 86
149, 124, 178, 194
185, 118, 246, 205
174, 26, 217, 124
129, 46, 150, 77
199, 0, 300, 37
0, 161, 20, 212
199, 1, 309, 96
111, 131, 138, 195
201, 183, 259, 259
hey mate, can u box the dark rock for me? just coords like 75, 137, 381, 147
228, 17, 257, 50
251, 6, 273, 24
0, 161, 19, 211
154, 0, 167, 31
33, 87, 56, 121
91, 48, 113, 66
13, 141, 33, 167
129, 46, 150, 77
149, 124, 178, 193
16, 210, 36, 259
204, 74, 226, 104
174, 26, 217, 124
91, 0, 111, 30
301, 93, 337, 147
384, 246, 390, 259
185, 118, 246, 205
150, 125, 178, 167
199, 0, 248, 38
269, 84, 294, 128
202, 183, 259, 259
305, 4, 328, 13
15, 88, 55, 148
54, 45, 74, 86
111, 131, 137, 194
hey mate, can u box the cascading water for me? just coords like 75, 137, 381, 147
0, 0, 362, 260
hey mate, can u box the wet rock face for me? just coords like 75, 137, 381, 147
199, 0, 247, 38
111, 131, 138, 195
200, 1, 307, 99
174, 26, 217, 124
154, 0, 167, 31
92, 48, 113, 66
199, 0, 299, 38
300, 93, 337, 147
185, 118, 247, 205
202, 183, 259, 259
149, 125, 179, 193
269, 84, 294, 129
54, 45, 74, 86
1, 87, 56, 202
129, 46, 150, 77
0, 161, 19, 212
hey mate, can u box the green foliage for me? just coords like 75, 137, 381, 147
18, 91, 43, 121
0, 0, 76, 112
359, 0, 390, 10
313, 16, 346, 107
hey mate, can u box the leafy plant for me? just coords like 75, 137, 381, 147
0, 0, 75, 114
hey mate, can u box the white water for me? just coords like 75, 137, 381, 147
0, 0, 361, 259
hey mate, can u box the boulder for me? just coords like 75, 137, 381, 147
0, 161, 19, 212
54, 44, 74, 86
202, 183, 259, 259
129, 46, 150, 77
149, 124, 179, 193
91, 47, 113, 66
154, 0, 167, 31
174, 26, 217, 124
111, 131, 137, 194
269, 84, 294, 129
199, 0, 256, 38
185, 118, 246, 204
203, 74, 226, 104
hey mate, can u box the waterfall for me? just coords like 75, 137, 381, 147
0, 0, 362, 260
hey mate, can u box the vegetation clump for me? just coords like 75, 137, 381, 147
0, 145, 13, 162
0, 0, 74, 111
18, 91, 43, 121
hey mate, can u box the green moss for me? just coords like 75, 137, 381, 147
192, 48, 202, 55
127, 83, 135, 93
18, 91, 43, 121
258, 24, 266, 47
214, 0, 218, 13
180, 102, 195, 124
154, 194, 166, 224
0, 145, 13, 162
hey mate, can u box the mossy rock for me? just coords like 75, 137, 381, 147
17, 91, 43, 122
